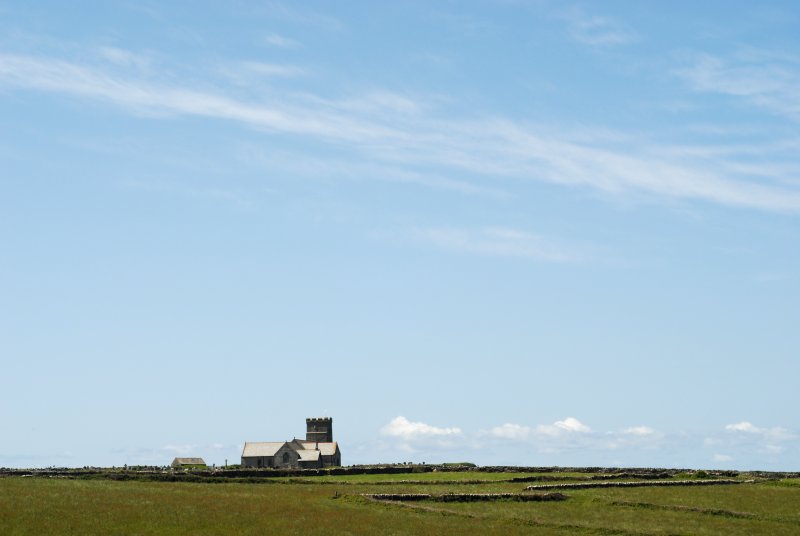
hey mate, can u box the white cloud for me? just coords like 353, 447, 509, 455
725, 421, 761, 433
380, 416, 461, 441
726, 422, 794, 443
0, 53, 386, 141
369, 417, 796, 467
765, 428, 794, 441
489, 423, 532, 440
122, 179, 254, 209
216, 61, 307, 89
622, 426, 655, 436
236, 144, 502, 196
334, 91, 421, 115
257, 2, 343, 32
489, 419, 657, 446
414, 226, 576, 262
677, 51, 800, 122
263, 33, 298, 48
537, 417, 591, 436
562, 8, 637, 47
711, 422, 796, 461
483, 417, 669, 458
238, 61, 306, 78
99, 47, 151, 70
2, 52, 800, 212
556, 417, 591, 433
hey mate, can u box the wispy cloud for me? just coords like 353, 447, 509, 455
263, 33, 298, 48
218, 61, 307, 87
257, 2, 343, 32
238, 61, 306, 78
0, 53, 394, 140
121, 179, 255, 209
414, 226, 577, 262
2, 52, 800, 212
236, 144, 504, 197
98, 46, 152, 71
677, 50, 800, 122
561, 7, 637, 47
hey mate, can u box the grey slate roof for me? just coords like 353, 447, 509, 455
292, 441, 338, 456
172, 457, 206, 465
241, 442, 285, 457
315, 442, 338, 456
241, 441, 338, 458
297, 450, 321, 462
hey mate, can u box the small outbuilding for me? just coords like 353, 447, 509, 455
171, 457, 207, 469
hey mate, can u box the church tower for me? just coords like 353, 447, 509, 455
306, 417, 333, 443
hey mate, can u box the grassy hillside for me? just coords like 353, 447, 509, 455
1, 471, 798, 535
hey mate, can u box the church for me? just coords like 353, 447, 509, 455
241, 417, 341, 469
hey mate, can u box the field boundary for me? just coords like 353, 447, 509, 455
361, 492, 568, 502
609, 500, 756, 519
525, 479, 749, 490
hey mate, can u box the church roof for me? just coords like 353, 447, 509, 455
297, 441, 339, 456
317, 442, 339, 456
241, 442, 285, 457
297, 450, 321, 462
241, 441, 339, 458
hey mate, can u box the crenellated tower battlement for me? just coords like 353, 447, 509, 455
306, 417, 333, 443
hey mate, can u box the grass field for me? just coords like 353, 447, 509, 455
1, 471, 799, 535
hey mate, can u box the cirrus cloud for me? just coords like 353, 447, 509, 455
2, 51, 800, 213
677, 50, 800, 122
414, 226, 578, 262
561, 7, 637, 47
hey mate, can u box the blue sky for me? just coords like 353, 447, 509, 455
1, 1, 799, 470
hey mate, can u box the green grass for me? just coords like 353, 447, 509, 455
443, 485, 800, 535
1, 473, 798, 535
277, 470, 596, 484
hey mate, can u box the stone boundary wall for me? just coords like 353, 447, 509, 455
362, 492, 567, 502
2, 465, 797, 481
509, 472, 675, 482
524, 479, 748, 491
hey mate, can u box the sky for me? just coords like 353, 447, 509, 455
1, 1, 799, 471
